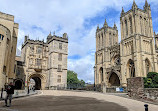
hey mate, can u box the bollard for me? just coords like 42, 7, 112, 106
144, 104, 148, 111
1, 88, 3, 98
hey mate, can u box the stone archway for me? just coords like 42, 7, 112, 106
31, 77, 41, 90
28, 74, 46, 90
109, 72, 120, 86
14, 79, 23, 89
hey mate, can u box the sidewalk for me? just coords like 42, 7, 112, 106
0, 90, 38, 101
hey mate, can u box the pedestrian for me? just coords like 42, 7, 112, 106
5, 82, 15, 107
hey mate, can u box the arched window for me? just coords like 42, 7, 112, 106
144, 18, 147, 36
100, 67, 103, 82
140, 16, 142, 34
129, 17, 133, 34
125, 20, 128, 36
98, 35, 100, 49
128, 60, 135, 77
109, 33, 112, 45
145, 59, 150, 75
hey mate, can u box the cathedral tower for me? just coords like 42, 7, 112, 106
120, 0, 158, 86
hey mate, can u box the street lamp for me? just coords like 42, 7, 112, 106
93, 66, 96, 91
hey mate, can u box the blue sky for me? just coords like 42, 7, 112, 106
1, 0, 158, 83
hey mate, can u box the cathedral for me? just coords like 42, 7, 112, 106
94, 0, 158, 87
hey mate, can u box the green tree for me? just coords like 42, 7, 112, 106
67, 70, 85, 89
144, 72, 158, 88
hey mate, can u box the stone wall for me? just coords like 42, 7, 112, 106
127, 77, 158, 102
144, 88, 158, 101
127, 77, 144, 99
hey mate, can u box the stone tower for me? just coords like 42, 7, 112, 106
21, 33, 68, 90
120, 0, 157, 86
94, 0, 158, 87
95, 19, 118, 85
0, 12, 19, 89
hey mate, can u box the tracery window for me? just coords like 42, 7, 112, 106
129, 60, 135, 77
129, 17, 133, 34
125, 20, 128, 36
145, 59, 150, 75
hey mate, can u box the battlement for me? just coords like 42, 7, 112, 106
0, 11, 14, 21
14, 23, 19, 29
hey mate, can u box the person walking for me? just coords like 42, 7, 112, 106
5, 82, 15, 107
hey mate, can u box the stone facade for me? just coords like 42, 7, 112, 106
0, 11, 19, 89
94, 0, 158, 87
20, 33, 68, 90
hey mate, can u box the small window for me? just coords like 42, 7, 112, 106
57, 65, 62, 71
57, 75, 61, 83
37, 46, 42, 54
36, 59, 41, 66
0, 34, 1, 39
58, 53, 62, 61
3, 66, 6, 74
59, 43, 62, 49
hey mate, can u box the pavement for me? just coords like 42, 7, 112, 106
0, 90, 38, 101
0, 90, 157, 111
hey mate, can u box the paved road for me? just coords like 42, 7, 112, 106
0, 95, 128, 111
0, 90, 158, 111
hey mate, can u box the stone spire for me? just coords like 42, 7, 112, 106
144, 0, 150, 11
103, 19, 108, 27
48, 31, 52, 36
113, 22, 117, 30
132, 0, 138, 10
97, 24, 99, 31
121, 7, 125, 16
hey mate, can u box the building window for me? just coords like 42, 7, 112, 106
59, 43, 62, 49
57, 75, 61, 83
129, 17, 133, 34
37, 46, 42, 54
36, 59, 41, 66
125, 20, 128, 36
57, 65, 62, 72
0, 34, 4, 40
3, 66, 6, 74
58, 53, 62, 61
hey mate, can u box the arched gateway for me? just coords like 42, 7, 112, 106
108, 71, 120, 87
28, 74, 46, 90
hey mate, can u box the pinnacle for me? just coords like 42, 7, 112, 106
104, 19, 108, 27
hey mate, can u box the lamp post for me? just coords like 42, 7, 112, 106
93, 66, 96, 91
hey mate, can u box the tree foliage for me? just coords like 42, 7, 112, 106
144, 72, 158, 88
67, 70, 85, 89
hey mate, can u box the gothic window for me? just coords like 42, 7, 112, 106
129, 17, 133, 34
145, 59, 150, 75
125, 20, 128, 36
98, 35, 100, 49
100, 67, 103, 82
58, 53, 62, 61
59, 43, 62, 49
3, 66, 6, 74
102, 33, 103, 48
128, 60, 135, 77
114, 57, 120, 66
57, 75, 61, 83
144, 18, 147, 35
140, 16, 142, 34
109, 33, 112, 45
0, 34, 4, 40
